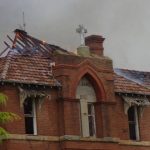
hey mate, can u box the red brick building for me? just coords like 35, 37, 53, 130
0, 29, 150, 150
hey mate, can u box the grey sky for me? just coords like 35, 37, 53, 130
0, 0, 150, 71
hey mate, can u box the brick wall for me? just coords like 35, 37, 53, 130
0, 85, 60, 136
139, 105, 150, 141
4, 140, 60, 150
113, 95, 129, 140
1, 85, 25, 134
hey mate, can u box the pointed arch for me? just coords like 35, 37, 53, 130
71, 66, 106, 101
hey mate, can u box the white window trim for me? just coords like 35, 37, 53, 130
33, 101, 37, 135
128, 106, 140, 141
24, 98, 37, 135
80, 97, 89, 137
80, 97, 96, 137
76, 77, 97, 138
134, 106, 140, 141
87, 102, 96, 137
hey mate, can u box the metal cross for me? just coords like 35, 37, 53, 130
76, 25, 87, 46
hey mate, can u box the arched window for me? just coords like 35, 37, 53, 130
76, 77, 96, 137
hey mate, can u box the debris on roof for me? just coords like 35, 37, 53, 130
1, 29, 73, 57
115, 68, 150, 89
0, 29, 70, 86
114, 69, 150, 95
0, 29, 149, 94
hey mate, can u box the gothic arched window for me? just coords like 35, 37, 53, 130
76, 77, 96, 137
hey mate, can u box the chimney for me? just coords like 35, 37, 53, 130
85, 35, 105, 56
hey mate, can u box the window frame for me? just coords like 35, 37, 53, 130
128, 106, 140, 141
87, 102, 96, 137
23, 97, 37, 135
76, 77, 97, 137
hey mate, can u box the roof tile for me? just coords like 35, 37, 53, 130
114, 71, 150, 95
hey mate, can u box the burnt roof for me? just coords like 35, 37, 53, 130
0, 29, 74, 86
0, 29, 150, 94
11, 29, 72, 56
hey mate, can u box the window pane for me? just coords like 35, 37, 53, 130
23, 97, 35, 135
88, 103, 92, 115
24, 98, 33, 115
88, 116, 95, 136
129, 123, 136, 140
128, 106, 137, 140
25, 117, 34, 134
128, 107, 135, 121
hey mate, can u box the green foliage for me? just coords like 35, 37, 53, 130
0, 127, 8, 142
0, 93, 20, 142
0, 112, 20, 124
0, 93, 7, 105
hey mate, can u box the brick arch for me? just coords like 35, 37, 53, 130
71, 66, 106, 101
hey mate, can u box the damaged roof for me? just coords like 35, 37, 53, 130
0, 29, 149, 95
3, 29, 73, 56
0, 29, 75, 86
114, 69, 150, 95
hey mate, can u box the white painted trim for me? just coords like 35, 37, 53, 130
80, 98, 89, 137
76, 77, 97, 137
33, 101, 37, 135
134, 106, 140, 141
78, 102, 82, 136
92, 104, 96, 137
87, 103, 96, 137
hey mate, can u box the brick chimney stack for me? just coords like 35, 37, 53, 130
85, 35, 105, 56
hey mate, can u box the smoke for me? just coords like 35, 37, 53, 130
0, 0, 150, 71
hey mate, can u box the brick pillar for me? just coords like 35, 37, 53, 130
57, 99, 65, 136
100, 103, 111, 137
94, 102, 103, 138
58, 98, 80, 136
